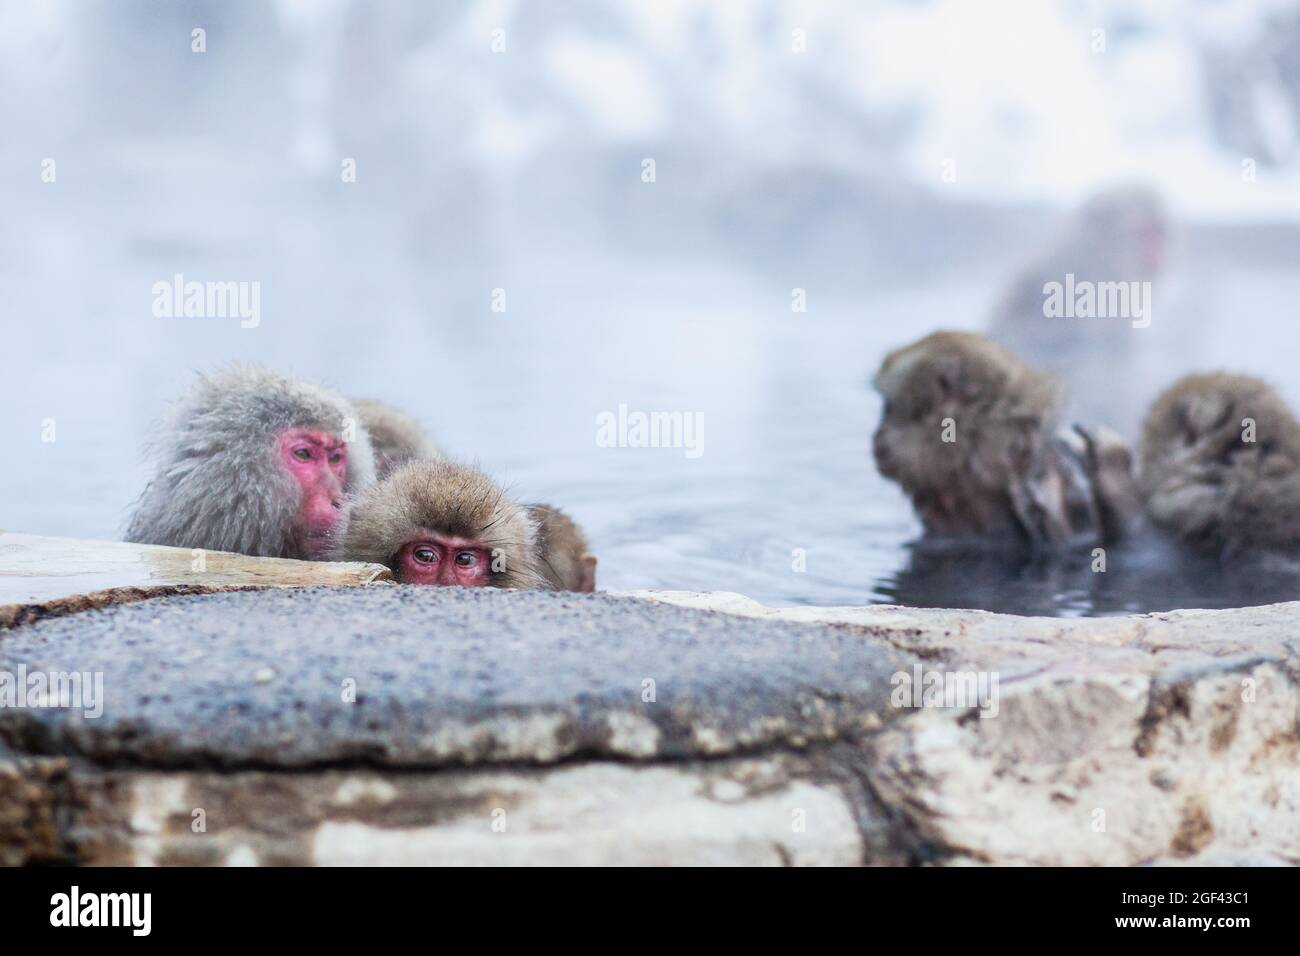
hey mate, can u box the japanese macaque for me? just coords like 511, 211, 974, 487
339, 459, 547, 588
530, 504, 598, 592
1139, 373, 1300, 560
126, 367, 377, 560
352, 398, 443, 480
988, 184, 1167, 353
872, 331, 1140, 548
987, 185, 1168, 431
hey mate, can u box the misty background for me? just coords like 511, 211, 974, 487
5, 0, 1300, 613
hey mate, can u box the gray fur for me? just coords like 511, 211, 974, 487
987, 184, 1166, 365
125, 366, 376, 558
985, 184, 1166, 433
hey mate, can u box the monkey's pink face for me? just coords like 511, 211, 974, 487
278, 427, 348, 557
394, 535, 492, 586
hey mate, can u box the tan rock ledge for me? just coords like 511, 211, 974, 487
0, 531, 392, 629
630, 588, 1300, 679
0, 574, 1295, 866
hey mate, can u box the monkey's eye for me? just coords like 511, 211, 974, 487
455, 550, 478, 567
328, 451, 343, 464
413, 546, 437, 564
293, 448, 313, 461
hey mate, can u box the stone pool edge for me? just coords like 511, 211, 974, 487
1, 544, 1297, 866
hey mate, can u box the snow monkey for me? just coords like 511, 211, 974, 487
352, 398, 443, 481
1140, 372, 1300, 560
126, 367, 376, 560
986, 184, 1168, 433
345, 404, 597, 590
987, 183, 1167, 362
339, 459, 549, 589
871, 331, 1140, 548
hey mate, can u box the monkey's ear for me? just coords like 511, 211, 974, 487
578, 555, 597, 593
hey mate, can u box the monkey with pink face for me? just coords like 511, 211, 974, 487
339, 405, 598, 590
127, 368, 598, 591
337, 460, 596, 591
338, 459, 547, 588
126, 367, 377, 560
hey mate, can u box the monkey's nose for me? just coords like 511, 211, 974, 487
331, 497, 343, 510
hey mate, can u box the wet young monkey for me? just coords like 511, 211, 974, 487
347, 402, 598, 590
1140, 372, 1300, 560
126, 367, 376, 559
872, 331, 1140, 548
339, 459, 548, 588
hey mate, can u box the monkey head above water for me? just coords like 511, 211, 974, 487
352, 398, 443, 481
988, 185, 1167, 345
340, 459, 548, 588
1140, 373, 1300, 560
872, 331, 1140, 549
1060, 184, 1167, 280
125, 366, 376, 560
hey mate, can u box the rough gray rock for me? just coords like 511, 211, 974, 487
1, 585, 1297, 866
0, 585, 909, 768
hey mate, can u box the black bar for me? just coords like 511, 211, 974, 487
0, 865, 1283, 941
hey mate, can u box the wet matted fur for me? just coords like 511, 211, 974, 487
1140, 372, 1300, 559
340, 459, 545, 589
872, 331, 1141, 547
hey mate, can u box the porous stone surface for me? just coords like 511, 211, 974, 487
1, 585, 1297, 866
0, 585, 908, 768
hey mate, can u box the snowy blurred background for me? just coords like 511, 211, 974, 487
5, 0, 1300, 613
